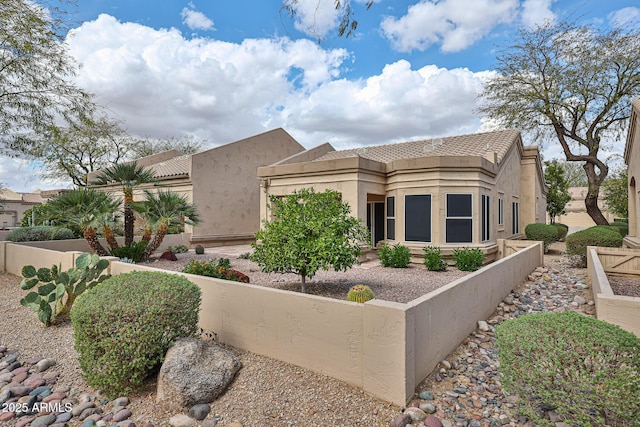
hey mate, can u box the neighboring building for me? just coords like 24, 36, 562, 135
89, 128, 305, 246
0, 188, 45, 228
625, 97, 640, 249
258, 129, 547, 260
553, 187, 614, 229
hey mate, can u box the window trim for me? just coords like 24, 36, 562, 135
481, 194, 490, 242
386, 196, 395, 240
445, 193, 473, 244
512, 201, 520, 235
498, 198, 504, 226
404, 194, 432, 243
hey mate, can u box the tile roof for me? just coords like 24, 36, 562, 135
312, 129, 520, 165
20, 193, 45, 204
148, 155, 190, 179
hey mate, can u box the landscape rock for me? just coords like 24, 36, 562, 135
188, 403, 211, 420
390, 413, 412, 427
159, 251, 178, 261
424, 415, 444, 427
168, 414, 196, 427
156, 338, 242, 408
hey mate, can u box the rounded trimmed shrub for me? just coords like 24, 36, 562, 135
71, 271, 201, 397
423, 246, 447, 271
496, 311, 640, 426
378, 243, 411, 268
452, 247, 485, 271
566, 226, 622, 266
6, 226, 75, 242
346, 284, 375, 303
524, 223, 558, 251
607, 223, 629, 237
551, 222, 569, 241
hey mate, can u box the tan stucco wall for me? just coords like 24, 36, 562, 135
625, 98, 640, 238
191, 129, 304, 245
0, 201, 39, 227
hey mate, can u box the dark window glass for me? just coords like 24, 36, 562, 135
386, 219, 396, 240
446, 219, 473, 243
386, 196, 395, 218
482, 195, 490, 241
405, 195, 431, 242
447, 194, 472, 217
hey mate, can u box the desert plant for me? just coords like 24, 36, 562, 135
71, 271, 201, 397
195, 245, 205, 255
566, 226, 622, 267
378, 243, 411, 268
166, 244, 189, 254
524, 223, 558, 252
423, 246, 447, 271
346, 284, 375, 303
110, 240, 148, 263
552, 222, 569, 241
238, 251, 252, 259
19, 253, 111, 326
181, 258, 249, 283
452, 247, 485, 271
6, 226, 75, 242
496, 311, 640, 426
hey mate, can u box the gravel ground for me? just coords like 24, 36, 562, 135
151, 246, 470, 303
607, 274, 640, 297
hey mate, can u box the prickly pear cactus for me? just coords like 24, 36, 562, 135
346, 284, 375, 303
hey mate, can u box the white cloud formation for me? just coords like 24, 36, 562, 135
64, 14, 487, 153
380, 0, 519, 53
608, 7, 640, 28
181, 3, 215, 31
520, 0, 557, 28
288, 0, 340, 40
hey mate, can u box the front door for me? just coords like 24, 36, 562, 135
367, 202, 385, 247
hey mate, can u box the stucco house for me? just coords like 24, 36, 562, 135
89, 128, 305, 246
0, 188, 45, 228
624, 97, 640, 249
552, 187, 614, 229
258, 129, 547, 260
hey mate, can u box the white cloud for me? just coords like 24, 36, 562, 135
181, 4, 214, 31
287, 0, 340, 40
608, 7, 640, 28
520, 0, 557, 28
64, 14, 489, 154
380, 0, 519, 53
0, 159, 68, 193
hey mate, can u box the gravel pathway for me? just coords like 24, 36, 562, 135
0, 242, 610, 427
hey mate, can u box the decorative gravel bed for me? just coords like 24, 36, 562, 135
607, 274, 640, 298
151, 247, 471, 304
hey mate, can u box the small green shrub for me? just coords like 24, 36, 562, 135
7, 226, 75, 242
110, 240, 148, 263
423, 246, 447, 271
524, 223, 558, 251
20, 253, 110, 326
496, 311, 640, 426
452, 247, 485, 271
378, 243, 411, 268
71, 271, 201, 397
566, 226, 622, 266
552, 222, 569, 241
238, 252, 252, 260
181, 258, 249, 283
166, 244, 189, 254
346, 284, 375, 303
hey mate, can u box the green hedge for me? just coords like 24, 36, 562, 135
452, 247, 485, 271
71, 271, 201, 397
6, 226, 75, 242
566, 226, 622, 266
378, 243, 411, 268
551, 222, 569, 241
496, 311, 640, 426
524, 223, 558, 250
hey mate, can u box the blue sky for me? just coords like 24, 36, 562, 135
4, 0, 640, 192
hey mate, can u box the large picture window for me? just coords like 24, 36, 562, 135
386, 196, 395, 240
446, 194, 472, 243
512, 201, 519, 235
405, 195, 431, 242
482, 195, 490, 242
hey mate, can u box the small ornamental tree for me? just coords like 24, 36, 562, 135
544, 160, 572, 224
602, 168, 628, 219
251, 188, 369, 293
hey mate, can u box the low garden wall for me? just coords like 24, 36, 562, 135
0, 238, 543, 406
587, 246, 640, 337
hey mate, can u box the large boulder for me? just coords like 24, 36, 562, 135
156, 338, 242, 408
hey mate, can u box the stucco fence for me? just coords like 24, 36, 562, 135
0, 237, 542, 406
587, 246, 640, 337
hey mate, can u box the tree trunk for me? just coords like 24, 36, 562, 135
141, 223, 167, 261
301, 275, 306, 293
141, 227, 153, 243
103, 225, 119, 250
584, 162, 609, 225
83, 228, 109, 256
124, 189, 134, 247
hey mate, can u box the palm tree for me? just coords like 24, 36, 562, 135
132, 190, 200, 262
91, 163, 156, 247
43, 189, 121, 255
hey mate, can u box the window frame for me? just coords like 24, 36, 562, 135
512, 201, 519, 235
498, 198, 504, 226
404, 194, 432, 243
445, 193, 473, 244
386, 196, 395, 240
481, 194, 490, 242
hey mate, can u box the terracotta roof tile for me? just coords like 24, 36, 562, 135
312, 129, 520, 165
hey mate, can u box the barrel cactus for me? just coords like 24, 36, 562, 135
195, 245, 205, 255
347, 284, 375, 303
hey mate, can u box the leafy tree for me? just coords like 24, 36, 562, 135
91, 163, 157, 247
480, 21, 640, 225
42, 189, 121, 256
130, 190, 201, 262
602, 168, 629, 219
0, 0, 94, 142
281, 0, 373, 40
544, 160, 572, 224
251, 188, 369, 293
129, 135, 204, 159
